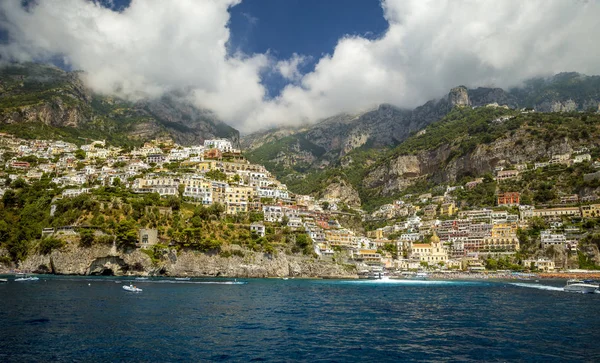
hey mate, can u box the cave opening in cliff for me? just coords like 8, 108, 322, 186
100, 268, 114, 276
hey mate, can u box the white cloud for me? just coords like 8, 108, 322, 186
1, 0, 600, 133
246, 0, 600, 130
276, 53, 307, 81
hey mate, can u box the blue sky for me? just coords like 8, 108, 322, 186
1, 0, 599, 132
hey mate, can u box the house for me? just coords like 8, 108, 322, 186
147, 154, 166, 164
531, 207, 581, 219
440, 202, 457, 216
573, 154, 591, 163
540, 230, 567, 249
497, 192, 520, 206
138, 228, 158, 247
204, 148, 222, 160
523, 258, 555, 272
581, 204, 600, 218
496, 170, 519, 181
203, 139, 233, 152
250, 222, 265, 237
465, 178, 483, 189
560, 194, 579, 205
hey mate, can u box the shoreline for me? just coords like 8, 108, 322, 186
2, 271, 600, 281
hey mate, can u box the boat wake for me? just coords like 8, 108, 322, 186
510, 283, 564, 292
334, 279, 485, 286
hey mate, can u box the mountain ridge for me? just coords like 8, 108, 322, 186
0, 63, 239, 146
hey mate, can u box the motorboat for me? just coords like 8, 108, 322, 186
0, 278, 8, 283
563, 279, 598, 294
123, 284, 143, 292
414, 272, 429, 280
135, 277, 149, 280
15, 273, 39, 282
175, 277, 191, 281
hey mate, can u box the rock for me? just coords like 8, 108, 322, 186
322, 178, 361, 207
448, 86, 471, 107
17, 243, 355, 278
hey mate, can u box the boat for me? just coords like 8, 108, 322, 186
15, 273, 39, 282
135, 277, 149, 280
414, 272, 429, 280
563, 279, 598, 294
122, 284, 143, 292
0, 278, 8, 283
175, 277, 191, 281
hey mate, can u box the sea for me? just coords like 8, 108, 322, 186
1, 276, 599, 362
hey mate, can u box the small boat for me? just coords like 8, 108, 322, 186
175, 277, 191, 281
414, 272, 429, 280
0, 278, 8, 283
123, 284, 143, 292
563, 279, 598, 294
15, 273, 39, 282
282, 277, 289, 280
135, 277, 149, 280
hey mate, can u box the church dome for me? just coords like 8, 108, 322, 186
431, 231, 440, 244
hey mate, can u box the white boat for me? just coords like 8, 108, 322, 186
122, 284, 143, 292
0, 278, 8, 283
135, 277, 148, 280
414, 272, 429, 280
15, 273, 39, 282
563, 279, 598, 294
175, 277, 190, 281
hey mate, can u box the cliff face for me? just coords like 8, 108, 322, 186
321, 179, 362, 207
13, 244, 356, 278
363, 127, 589, 196
0, 63, 239, 146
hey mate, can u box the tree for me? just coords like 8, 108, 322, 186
115, 220, 138, 249
321, 201, 330, 210
75, 149, 86, 160
79, 229, 95, 247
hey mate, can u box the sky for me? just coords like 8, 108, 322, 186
0, 0, 599, 134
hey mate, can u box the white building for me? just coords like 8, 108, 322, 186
250, 222, 265, 237
204, 139, 233, 152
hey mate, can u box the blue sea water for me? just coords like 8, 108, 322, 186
1, 276, 599, 362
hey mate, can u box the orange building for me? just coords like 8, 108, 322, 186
497, 192, 520, 206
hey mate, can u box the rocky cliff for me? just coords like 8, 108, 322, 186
0, 63, 239, 145
10, 244, 356, 278
363, 110, 600, 196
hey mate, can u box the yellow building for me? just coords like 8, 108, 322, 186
367, 229, 384, 239
196, 161, 218, 172
581, 204, 600, 218
440, 202, 457, 216
411, 232, 448, 264
324, 229, 356, 249
219, 186, 256, 214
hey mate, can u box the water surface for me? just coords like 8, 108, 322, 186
1, 276, 598, 362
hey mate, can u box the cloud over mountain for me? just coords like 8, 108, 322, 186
1, 0, 600, 133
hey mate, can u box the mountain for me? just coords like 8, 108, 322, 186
0, 63, 239, 146
243, 73, 600, 210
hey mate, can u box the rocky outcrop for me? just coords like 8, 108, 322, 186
448, 86, 470, 107
322, 179, 362, 207
363, 128, 584, 195
15, 243, 356, 278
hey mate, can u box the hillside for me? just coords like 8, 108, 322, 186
243, 73, 600, 210
0, 63, 239, 146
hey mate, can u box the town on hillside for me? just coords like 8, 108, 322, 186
1, 132, 600, 276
